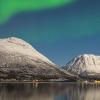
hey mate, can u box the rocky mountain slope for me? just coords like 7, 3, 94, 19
0, 37, 75, 80
64, 54, 100, 79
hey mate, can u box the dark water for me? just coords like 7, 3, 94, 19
0, 82, 100, 100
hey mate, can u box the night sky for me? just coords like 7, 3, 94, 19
0, 0, 100, 65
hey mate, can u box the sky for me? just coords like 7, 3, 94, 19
0, 0, 100, 65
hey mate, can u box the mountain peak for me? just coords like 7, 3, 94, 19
7, 37, 21, 40
64, 54, 100, 78
0, 37, 54, 65
1, 37, 30, 47
0, 37, 75, 80
79, 54, 99, 58
1, 37, 24, 42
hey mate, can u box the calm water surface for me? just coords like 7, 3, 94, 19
0, 82, 100, 100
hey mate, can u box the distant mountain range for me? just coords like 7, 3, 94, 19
0, 37, 100, 81
0, 37, 75, 81
63, 54, 100, 80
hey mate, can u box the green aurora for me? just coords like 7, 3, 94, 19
0, 0, 75, 24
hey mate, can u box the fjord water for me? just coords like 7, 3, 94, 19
0, 83, 100, 100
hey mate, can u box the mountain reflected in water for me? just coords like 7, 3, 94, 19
0, 83, 100, 100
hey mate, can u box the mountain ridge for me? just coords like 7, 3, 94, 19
63, 54, 100, 79
0, 37, 75, 80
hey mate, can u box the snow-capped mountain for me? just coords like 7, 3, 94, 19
0, 37, 54, 65
64, 54, 100, 79
0, 37, 74, 80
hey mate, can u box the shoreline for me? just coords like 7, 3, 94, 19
1, 79, 100, 85
0, 81, 75, 83
0, 81, 100, 85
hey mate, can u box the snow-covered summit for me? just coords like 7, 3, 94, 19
0, 37, 75, 80
0, 37, 54, 65
64, 54, 100, 75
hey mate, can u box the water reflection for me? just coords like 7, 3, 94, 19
0, 83, 100, 100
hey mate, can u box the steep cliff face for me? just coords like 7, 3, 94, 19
64, 54, 100, 79
0, 37, 74, 80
